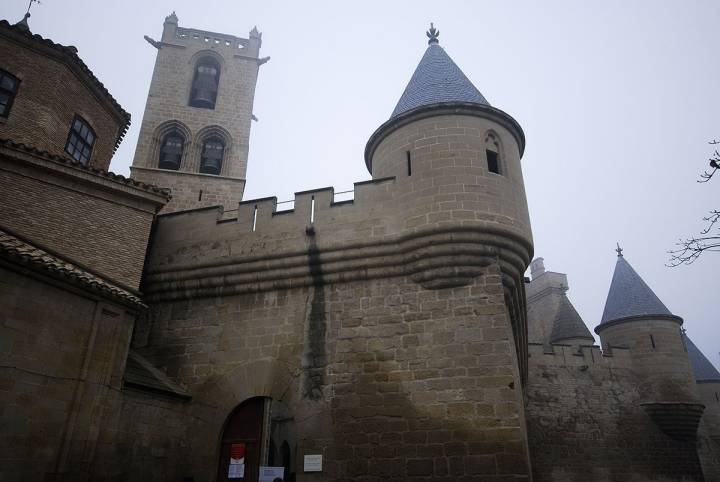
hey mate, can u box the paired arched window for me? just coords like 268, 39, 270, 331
189, 57, 220, 109
485, 132, 502, 175
158, 131, 185, 170
200, 136, 225, 175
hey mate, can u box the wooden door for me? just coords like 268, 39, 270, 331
217, 398, 265, 482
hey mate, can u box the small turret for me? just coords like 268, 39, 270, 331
549, 296, 595, 346
596, 247, 703, 440
526, 258, 594, 347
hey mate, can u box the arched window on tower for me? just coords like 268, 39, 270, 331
158, 131, 185, 170
485, 132, 502, 175
189, 57, 220, 109
200, 136, 225, 175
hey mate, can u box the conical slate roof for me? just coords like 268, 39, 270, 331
391, 42, 489, 118
683, 334, 720, 382
550, 296, 595, 343
600, 254, 673, 324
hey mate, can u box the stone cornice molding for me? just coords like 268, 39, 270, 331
594, 313, 684, 335
143, 224, 532, 301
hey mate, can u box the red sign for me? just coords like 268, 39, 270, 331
230, 443, 246, 460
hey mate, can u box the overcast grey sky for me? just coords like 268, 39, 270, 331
4, 0, 718, 368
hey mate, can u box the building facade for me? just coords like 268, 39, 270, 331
0, 12, 719, 482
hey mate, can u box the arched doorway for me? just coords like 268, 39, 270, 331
217, 398, 296, 482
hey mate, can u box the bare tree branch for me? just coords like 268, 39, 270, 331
699, 140, 719, 182
668, 141, 718, 266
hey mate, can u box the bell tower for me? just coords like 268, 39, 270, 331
130, 12, 268, 213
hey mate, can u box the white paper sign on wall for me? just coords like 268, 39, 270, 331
303, 454, 322, 472
259, 466, 285, 481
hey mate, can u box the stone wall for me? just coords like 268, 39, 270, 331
130, 166, 245, 214
0, 267, 134, 481
0, 34, 125, 170
696, 382, 720, 481
122, 104, 537, 480
526, 343, 706, 481
133, 268, 530, 481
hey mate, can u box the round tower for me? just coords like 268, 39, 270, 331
361, 26, 535, 478
595, 247, 703, 439
364, 24, 532, 327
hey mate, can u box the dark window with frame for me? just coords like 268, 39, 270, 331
200, 137, 224, 175
189, 57, 221, 109
64, 116, 96, 165
486, 149, 500, 174
158, 131, 185, 170
0, 69, 20, 118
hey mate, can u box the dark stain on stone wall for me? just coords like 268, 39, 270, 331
302, 236, 327, 400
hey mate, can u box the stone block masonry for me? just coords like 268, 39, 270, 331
526, 343, 705, 481
130, 166, 245, 214
132, 113, 535, 478
130, 14, 262, 213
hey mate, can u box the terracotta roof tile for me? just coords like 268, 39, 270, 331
0, 228, 144, 308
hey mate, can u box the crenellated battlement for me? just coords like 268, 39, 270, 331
174, 27, 251, 51
214, 176, 396, 231
528, 342, 633, 369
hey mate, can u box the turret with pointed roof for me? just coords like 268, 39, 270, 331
550, 296, 595, 345
365, 24, 524, 174
390, 32, 489, 118
599, 247, 678, 326
595, 247, 704, 440
683, 333, 720, 383
361, 25, 535, 475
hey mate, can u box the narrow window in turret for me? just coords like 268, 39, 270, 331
485, 132, 502, 175
649, 334, 656, 349
252, 205, 258, 232
310, 195, 315, 224
486, 150, 500, 174
406, 151, 412, 176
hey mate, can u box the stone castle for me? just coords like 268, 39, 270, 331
0, 11, 718, 482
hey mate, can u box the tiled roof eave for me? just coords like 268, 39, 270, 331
0, 229, 145, 309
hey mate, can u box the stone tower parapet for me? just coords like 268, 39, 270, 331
130, 13, 266, 213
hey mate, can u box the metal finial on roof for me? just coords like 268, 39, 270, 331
15, 12, 31, 31
426, 23, 440, 45
615, 242, 623, 257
